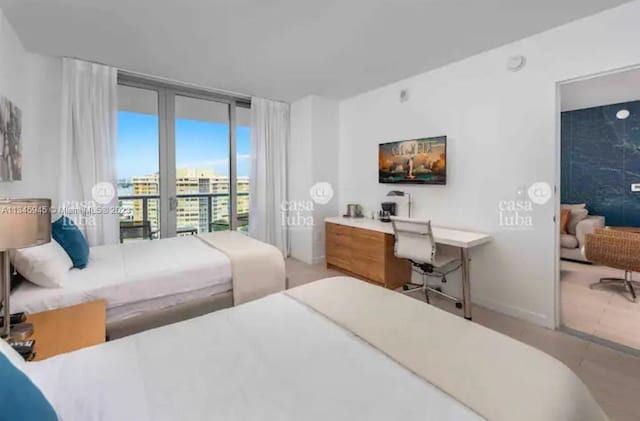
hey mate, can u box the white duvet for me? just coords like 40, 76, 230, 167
25, 294, 482, 421
11, 236, 232, 322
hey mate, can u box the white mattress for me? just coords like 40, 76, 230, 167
25, 294, 482, 421
11, 236, 232, 323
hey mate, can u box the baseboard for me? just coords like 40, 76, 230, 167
473, 296, 551, 328
560, 326, 640, 357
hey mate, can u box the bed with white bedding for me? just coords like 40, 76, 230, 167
11, 231, 286, 336
12, 235, 232, 322
22, 277, 608, 421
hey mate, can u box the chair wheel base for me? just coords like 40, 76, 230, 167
590, 275, 638, 303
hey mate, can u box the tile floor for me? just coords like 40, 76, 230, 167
286, 258, 640, 421
561, 260, 640, 351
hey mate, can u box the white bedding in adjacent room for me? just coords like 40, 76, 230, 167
11, 236, 232, 322
25, 294, 482, 421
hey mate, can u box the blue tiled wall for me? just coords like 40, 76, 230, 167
561, 101, 640, 227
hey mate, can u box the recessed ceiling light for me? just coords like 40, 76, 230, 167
616, 109, 630, 120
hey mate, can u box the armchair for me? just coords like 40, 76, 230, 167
584, 228, 640, 302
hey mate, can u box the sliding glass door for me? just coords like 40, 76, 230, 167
116, 74, 250, 241
173, 95, 231, 235
117, 84, 162, 242
236, 105, 251, 233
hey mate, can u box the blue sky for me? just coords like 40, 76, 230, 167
117, 111, 251, 179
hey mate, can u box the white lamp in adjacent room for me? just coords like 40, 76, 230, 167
0, 198, 51, 340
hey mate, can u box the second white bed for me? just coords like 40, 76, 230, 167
11, 235, 232, 323
25, 292, 481, 421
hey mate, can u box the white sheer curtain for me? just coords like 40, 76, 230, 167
249, 97, 290, 255
59, 58, 119, 246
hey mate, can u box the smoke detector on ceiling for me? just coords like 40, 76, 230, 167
507, 55, 526, 72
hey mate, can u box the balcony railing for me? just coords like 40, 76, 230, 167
118, 192, 249, 241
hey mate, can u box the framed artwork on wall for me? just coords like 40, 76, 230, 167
0, 94, 22, 181
378, 136, 446, 185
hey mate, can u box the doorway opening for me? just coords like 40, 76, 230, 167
557, 66, 640, 354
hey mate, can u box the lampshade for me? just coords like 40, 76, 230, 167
386, 190, 412, 218
0, 199, 52, 251
387, 190, 406, 197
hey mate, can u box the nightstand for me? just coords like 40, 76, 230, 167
25, 300, 106, 361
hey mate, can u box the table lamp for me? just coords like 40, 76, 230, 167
387, 190, 412, 218
0, 198, 51, 340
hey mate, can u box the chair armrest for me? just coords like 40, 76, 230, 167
576, 216, 605, 247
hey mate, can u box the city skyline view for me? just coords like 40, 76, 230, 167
117, 111, 251, 180
117, 110, 251, 236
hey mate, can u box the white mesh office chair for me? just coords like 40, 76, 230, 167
391, 217, 462, 307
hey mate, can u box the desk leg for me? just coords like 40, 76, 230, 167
461, 248, 472, 320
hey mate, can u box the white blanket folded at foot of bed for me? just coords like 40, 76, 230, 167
198, 231, 286, 305
286, 277, 608, 421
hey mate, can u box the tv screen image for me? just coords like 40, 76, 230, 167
378, 136, 446, 184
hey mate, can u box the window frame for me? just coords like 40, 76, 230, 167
117, 71, 251, 237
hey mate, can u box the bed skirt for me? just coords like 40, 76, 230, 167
107, 291, 234, 339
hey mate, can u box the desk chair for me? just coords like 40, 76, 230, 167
391, 217, 462, 307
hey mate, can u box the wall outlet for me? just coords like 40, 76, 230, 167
632, 184, 640, 192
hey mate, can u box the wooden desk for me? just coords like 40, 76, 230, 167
26, 300, 106, 361
325, 217, 492, 320
326, 221, 411, 289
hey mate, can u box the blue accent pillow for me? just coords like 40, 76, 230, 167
52, 216, 90, 269
0, 353, 58, 421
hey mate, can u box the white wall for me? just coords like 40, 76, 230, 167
338, 0, 640, 327
0, 9, 62, 204
561, 66, 640, 111
309, 96, 340, 263
289, 95, 340, 264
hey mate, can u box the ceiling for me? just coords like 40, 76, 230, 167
0, 0, 633, 101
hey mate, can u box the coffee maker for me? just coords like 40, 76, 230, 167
379, 202, 397, 222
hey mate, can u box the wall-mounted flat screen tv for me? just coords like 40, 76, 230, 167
379, 136, 446, 185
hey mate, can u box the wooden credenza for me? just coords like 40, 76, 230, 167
325, 222, 411, 289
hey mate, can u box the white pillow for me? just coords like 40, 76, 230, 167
10, 240, 72, 288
